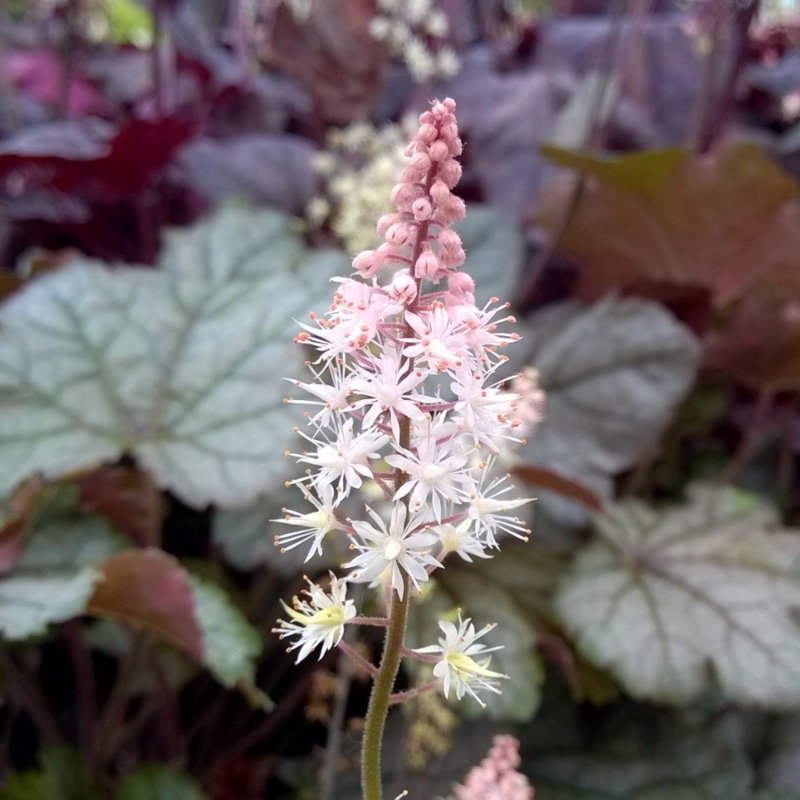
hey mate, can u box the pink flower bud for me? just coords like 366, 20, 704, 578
377, 212, 401, 236
418, 122, 438, 144
443, 97, 456, 112
429, 140, 450, 162
448, 271, 475, 299
389, 183, 416, 208
411, 198, 433, 222
352, 250, 382, 276
376, 242, 402, 263
449, 136, 464, 156
439, 159, 462, 188
437, 227, 462, 254
440, 194, 466, 222
440, 121, 458, 141
402, 164, 425, 184
388, 270, 417, 304
430, 179, 450, 206
386, 222, 411, 246
440, 244, 466, 269
409, 151, 432, 172
414, 247, 443, 281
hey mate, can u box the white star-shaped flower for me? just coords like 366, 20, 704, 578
345, 503, 440, 599
273, 573, 356, 662
415, 612, 508, 707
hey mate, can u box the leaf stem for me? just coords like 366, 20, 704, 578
723, 388, 774, 484
63, 619, 97, 752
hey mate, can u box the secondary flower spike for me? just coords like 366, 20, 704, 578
275, 98, 543, 710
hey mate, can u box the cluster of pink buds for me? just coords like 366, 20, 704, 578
452, 735, 534, 800
272, 98, 543, 708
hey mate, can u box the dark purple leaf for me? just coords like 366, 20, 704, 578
534, 13, 702, 144
264, 0, 386, 125
176, 134, 316, 214
84, 47, 155, 107
439, 47, 560, 222
167, 4, 243, 94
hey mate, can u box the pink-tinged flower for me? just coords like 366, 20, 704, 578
450, 300, 521, 357
273, 573, 355, 663
450, 369, 521, 452
345, 504, 440, 599
285, 359, 351, 427
452, 735, 534, 800
292, 418, 388, 497
386, 428, 472, 522
348, 346, 432, 441
468, 468, 532, 547
296, 280, 398, 360
403, 306, 468, 372
273, 483, 342, 561
414, 612, 508, 707
508, 367, 546, 436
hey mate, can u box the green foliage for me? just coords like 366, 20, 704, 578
453, 204, 525, 307
0, 487, 125, 639
517, 296, 701, 524
115, 765, 208, 800
0, 482, 263, 695
187, 573, 263, 693
557, 485, 800, 707
0, 204, 346, 508
0, 746, 99, 800
101, 0, 153, 46
527, 705, 754, 800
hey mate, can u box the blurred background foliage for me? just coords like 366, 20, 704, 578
1, 0, 800, 798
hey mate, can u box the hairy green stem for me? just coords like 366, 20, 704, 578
361, 573, 410, 800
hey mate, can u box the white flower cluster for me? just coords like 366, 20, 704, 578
369, 0, 459, 83
274, 98, 544, 706
307, 119, 416, 255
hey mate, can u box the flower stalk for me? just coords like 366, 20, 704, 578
272, 97, 545, 799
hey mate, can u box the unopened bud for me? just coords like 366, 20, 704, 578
439, 159, 462, 188
414, 247, 444, 281
411, 198, 433, 222
429, 140, 449, 162
352, 250, 382, 276
386, 222, 411, 246
388, 270, 418, 304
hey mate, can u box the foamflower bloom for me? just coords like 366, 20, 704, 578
272, 574, 355, 662
451, 735, 534, 800
415, 612, 508, 707
273, 483, 341, 561
345, 503, 440, 599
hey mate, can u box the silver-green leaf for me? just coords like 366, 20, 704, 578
518, 296, 701, 525
0, 490, 128, 641
188, 574, 262, 691
0, 205, 347, 508
556, 484, 800, 707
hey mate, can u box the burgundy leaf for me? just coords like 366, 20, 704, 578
87, 549, 204, 659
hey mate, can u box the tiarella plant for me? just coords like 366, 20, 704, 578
272, 98, 543, 800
